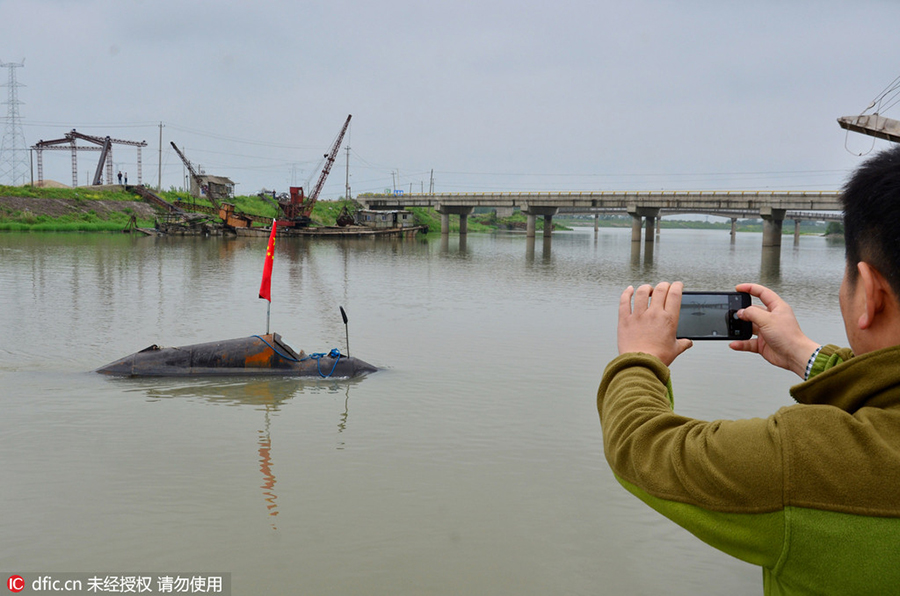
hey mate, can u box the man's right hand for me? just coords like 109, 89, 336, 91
729, 283, 821, 378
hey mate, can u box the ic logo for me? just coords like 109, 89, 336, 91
7, 576, 24, 593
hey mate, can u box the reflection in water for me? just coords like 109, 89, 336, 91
630, 240, 641, 268
118, 376, 367, 529
644, 242, 654, 268
629, 237, 655, 276
439, 234, 469, 256
259, 408, 278, 530
136, 377, 295, 406
336, 385, 352, 451
760, 246, 781, 284
524, 235, 554, 264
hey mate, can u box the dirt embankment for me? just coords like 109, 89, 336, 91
0, 196, 159, 219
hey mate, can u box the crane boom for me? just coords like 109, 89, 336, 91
304, 114, 352, 217
277, 115, 353, 228
838, 114, 900, 143
170, 141, 221, 209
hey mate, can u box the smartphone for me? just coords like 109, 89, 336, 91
676, 291, 752, 340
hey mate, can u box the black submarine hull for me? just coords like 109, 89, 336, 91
96, 333, 377, 378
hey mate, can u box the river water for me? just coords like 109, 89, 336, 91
0, 227, 847, 595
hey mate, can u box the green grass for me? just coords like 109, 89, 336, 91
0, 184, 137, 202
0, 185, 371, 231
0, 221, 145, 232
0, 204, 156, 230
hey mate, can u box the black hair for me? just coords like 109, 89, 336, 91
841, 144, 900, 296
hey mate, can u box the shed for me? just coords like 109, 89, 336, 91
191, 175, 235, 200
358, 209, 416, 229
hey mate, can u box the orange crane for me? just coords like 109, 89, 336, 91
278, 114, 352, 228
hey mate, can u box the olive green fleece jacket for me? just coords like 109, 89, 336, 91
598, 344, 900, 595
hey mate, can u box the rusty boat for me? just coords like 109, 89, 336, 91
96, 333, 377, 378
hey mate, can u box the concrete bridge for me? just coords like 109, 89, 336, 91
360, 190, 842, 248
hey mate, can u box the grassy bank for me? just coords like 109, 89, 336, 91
0, 185, 154, 231
0, 186, 358, 231
0, 185, 835, 235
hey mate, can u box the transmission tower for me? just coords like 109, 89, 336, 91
0, 59, 29, 186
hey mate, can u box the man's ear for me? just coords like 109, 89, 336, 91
857, 262, 889, 330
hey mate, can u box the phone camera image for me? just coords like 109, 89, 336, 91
677, 291, 752, 340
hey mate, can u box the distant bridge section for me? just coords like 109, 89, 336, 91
360, 190, 842, 247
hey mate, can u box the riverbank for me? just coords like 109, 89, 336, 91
0, 195, 160, 231
0, 186, 559, 234
0, 185, 835, 235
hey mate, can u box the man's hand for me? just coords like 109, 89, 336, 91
617, 281, 693, 366
728, 283, 820, 378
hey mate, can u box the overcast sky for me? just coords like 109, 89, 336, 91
3, 0, 900, 198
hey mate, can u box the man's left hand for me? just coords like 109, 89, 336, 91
617, 281, 693, 366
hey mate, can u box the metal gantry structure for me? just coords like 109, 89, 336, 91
32, 129, 147, 187
0, 59, 30, 186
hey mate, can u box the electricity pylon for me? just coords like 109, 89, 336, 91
0, 59, 29, 186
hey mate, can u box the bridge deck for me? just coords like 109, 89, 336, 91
362, 190, 842, 213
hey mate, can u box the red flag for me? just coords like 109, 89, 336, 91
259, 220, 277, 302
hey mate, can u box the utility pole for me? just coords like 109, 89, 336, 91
345, 144, 351, 200
429, 169, 434, 194
0, 59, 29, 186
157, 122, 164, 191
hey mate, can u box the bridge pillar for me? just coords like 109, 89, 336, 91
436, 204, 474, 236
594, 214, 599, 234
631, 214, 642, 243
627, 207, 660, 244
522, 206, 558, 239
645, 216, 656, 244
760, 207, 786, 248
793, 219, 801, 246
730, 218, 737, 242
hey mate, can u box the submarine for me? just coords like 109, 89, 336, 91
96, 333, 377, 378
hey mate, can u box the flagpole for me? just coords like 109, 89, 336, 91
259, 219, 278, 336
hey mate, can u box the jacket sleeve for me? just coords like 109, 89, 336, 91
807, 344, 853, 380
597, 353, 786, 567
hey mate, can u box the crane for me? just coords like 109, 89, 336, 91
278, 114, 352, 228
170, 141, 221, 209
170, 141, 257, 228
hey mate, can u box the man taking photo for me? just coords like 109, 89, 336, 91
598, 145, 900, 595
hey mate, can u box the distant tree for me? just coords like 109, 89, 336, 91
825, 221, 844, 236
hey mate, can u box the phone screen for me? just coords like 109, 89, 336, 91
677, 292, 752, 340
